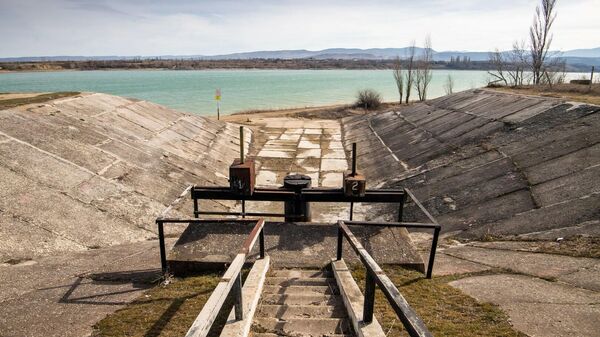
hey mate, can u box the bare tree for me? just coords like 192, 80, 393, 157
404, 41, 416, 104
508, 40, 529, 86
530, 0, 557, 85
487, 49, 509, 86
444, 74, 454, 95
415, 36, 433, 101
392, 56, 404, 104
542, 57, 567, 87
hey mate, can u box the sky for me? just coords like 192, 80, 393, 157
0, 0, 598, 57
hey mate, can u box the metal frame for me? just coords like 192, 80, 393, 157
336, 220, 433, 337
337, 220, 440, 279
191, 185, 406, 221
155, 218, 263, 275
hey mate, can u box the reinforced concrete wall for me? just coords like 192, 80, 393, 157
342, 89, 600, 239
0, 93, 249, 262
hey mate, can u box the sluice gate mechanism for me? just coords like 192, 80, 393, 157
156, 132, 441, 337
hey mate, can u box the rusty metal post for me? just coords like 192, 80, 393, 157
239, 126, 244, 163
426, 226, 440, 279
234, 272, 243, 320
363, 271, 376, 323
193, 199, 199, 219
157, 220, 167, 275
352, 142, 357, 175
398, 193, 405, 222
259, 229, 265, 259
337, 226, 343, 260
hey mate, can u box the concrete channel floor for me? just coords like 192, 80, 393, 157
0, 238, 175, 337
414, 235, 600, 337
244, 117, 352, 222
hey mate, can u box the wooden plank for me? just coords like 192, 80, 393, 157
240, 219, 265, 254
186, 253, 246, 337
337, 222, 433, 337
331, 259, 386, 337
220, 256, 270, 337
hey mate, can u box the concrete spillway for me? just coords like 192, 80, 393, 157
0, 93, 249, 262
343, 89, 600, 239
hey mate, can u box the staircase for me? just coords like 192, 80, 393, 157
251, 268, 355, 337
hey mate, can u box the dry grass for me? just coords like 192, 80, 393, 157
222, 101, 402, 123
491, 83, 600, 105
0, 92, 80, 110
93, 272, 226, 337
94, 266, 524, 337
351, 266, 526, 337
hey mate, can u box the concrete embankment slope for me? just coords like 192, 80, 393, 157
0, 93, 248, 263
343, 89, 600, 239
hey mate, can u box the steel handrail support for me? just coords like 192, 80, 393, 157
341, 220, 441, 279
155, 218, 259, 275
184, 218, 266, 337
336, 220, 433, 337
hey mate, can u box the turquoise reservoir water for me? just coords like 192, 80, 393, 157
0, 69, 568, 115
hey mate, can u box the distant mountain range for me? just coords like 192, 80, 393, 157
2, 47, 599, 68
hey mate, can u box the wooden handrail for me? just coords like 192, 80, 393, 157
337, 220, 433, 337
184, 218, 266, 337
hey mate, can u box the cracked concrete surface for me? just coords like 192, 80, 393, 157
415, 237, 600, 337
0, 239, 176, 337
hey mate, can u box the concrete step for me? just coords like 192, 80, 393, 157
252, 333, 350, 337
271, 269, 332, 279
261, 293, 341, 306
263, 285, 337, 295
265, 277, 333, 287
252, 317, 353, 335
256, 304, 346, 319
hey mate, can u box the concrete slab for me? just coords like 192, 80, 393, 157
256, 170, 280, 187
443, 245, 599, 290
278, 133, 301, 141
304, 128, 323, 135
294, 158, 320, 172
296, 148, 321, 158
450, 274, 600, 337
168, 222, 424, 272
257, 150, 293, 158
298, 140, 321, 149
322, 149, 347, 159
0, 239, 174, 337
429, 253, 492, 276
321, 172, 343, 188
321, 159, 348, 171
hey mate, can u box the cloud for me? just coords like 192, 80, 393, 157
0, 0, 597, 57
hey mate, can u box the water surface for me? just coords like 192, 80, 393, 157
0, 69, 575, 115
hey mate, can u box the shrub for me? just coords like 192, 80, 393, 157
355, 89, 382, 110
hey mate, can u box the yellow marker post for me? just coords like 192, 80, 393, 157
215, 88, 221, 120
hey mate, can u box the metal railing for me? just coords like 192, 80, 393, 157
336, 220, 434, 337
184, 218, 266, 337
191, 185, 406, 221
333, 188, 441, 337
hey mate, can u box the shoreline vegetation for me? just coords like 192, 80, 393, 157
2, 84, 598, 118
0, 58, 593, 73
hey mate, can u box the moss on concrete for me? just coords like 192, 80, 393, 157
351, 265, 526, 337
